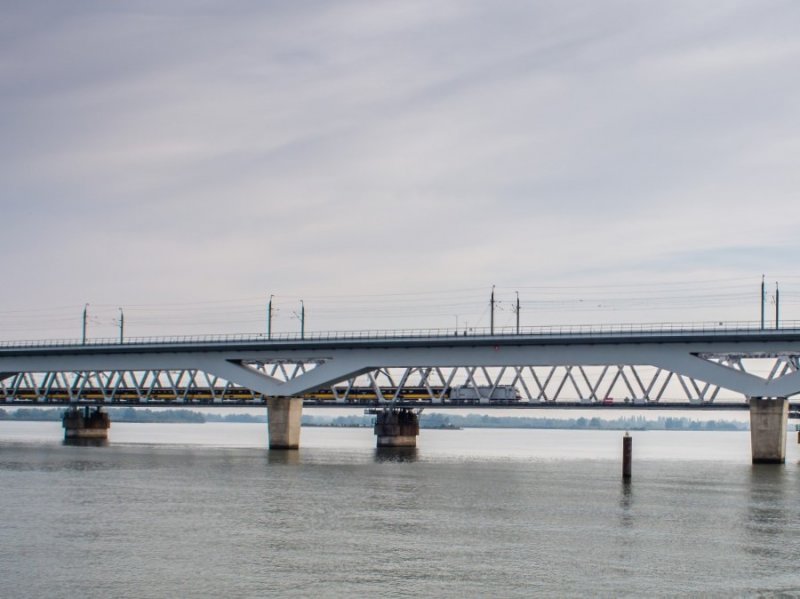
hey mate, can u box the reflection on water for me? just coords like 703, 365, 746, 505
374, 447, 418, 463
745, 465, 789, 562
619, 481, 634, 528
266, 449, 300, 465
63, 438, 109, 448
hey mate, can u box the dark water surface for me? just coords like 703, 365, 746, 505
1, 423, 799, 597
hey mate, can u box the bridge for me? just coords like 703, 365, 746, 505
2, 321, 800, 462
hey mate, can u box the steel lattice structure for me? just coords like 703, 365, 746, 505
3, 325, 800, 407
1, 358, 798, 406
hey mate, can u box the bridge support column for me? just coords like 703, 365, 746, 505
267, 397, 303, 450
62, 406, 110, 440
749, 397, 788, 464
374, 408, 420, 448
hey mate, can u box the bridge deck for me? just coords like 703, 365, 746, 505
3, 322, 800, 404
2, 322, 800, 354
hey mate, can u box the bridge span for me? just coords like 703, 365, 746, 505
2, 322, 800, 462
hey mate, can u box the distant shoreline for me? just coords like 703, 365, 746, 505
0, 407, 752, 431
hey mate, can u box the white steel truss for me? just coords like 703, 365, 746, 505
2, 355, 800, 406
333, 364, 735, 404
4, 333, 800, 403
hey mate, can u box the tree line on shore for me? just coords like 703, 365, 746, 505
0, 407, 749, 431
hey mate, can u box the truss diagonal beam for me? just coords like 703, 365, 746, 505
650, 353, 771, 397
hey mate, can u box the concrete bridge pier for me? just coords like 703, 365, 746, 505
62, 406, 110, 440
374, 408, 420, 448
267, 397, 303, 449
749, 397, 788, 464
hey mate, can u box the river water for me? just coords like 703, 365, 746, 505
1, 422, 799, 597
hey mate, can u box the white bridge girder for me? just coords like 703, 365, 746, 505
2, 336, 800, 403
1, 357, 799, 405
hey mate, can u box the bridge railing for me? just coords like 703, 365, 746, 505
1, 320, 799, 350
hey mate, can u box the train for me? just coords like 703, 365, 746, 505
0, 387, 262, 403
0, 384, 523, 404
305, 384, 522, 403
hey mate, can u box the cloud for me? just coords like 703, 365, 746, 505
1, 0, 799, 336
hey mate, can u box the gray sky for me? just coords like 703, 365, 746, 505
2, 1, 799, 340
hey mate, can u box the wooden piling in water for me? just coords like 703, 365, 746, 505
622, 433, 632, 480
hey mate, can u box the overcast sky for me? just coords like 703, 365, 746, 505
2, 1, 799, 340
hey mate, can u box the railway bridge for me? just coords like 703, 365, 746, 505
2, 322, 800, 462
